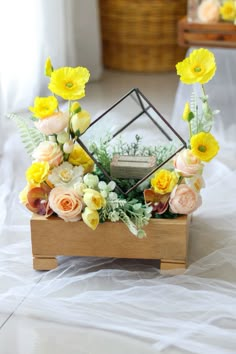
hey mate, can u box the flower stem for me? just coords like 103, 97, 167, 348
201, 84, 206, 97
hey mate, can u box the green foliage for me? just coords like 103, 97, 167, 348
99, 196, 152, 238
89, 134, 177, 200
7, 113, 46, 156
190, 90, 219, 136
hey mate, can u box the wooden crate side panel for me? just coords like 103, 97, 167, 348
178, 17, 236, 48
30, 216, 188, 261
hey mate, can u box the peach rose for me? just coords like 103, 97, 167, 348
35, 111, 69, 135
49, 187, 84, 222
198, 0, 220, 23
169, 184, 202, 214
32, 141, 63, 168
173, 149, 203, 177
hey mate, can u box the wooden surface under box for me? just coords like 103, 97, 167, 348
178, 17, 236, 48
31, 214, 190, 271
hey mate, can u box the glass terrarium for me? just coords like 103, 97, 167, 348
77, 88, 186, 195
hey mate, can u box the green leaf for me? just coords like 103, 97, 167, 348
7, 113, 46, 155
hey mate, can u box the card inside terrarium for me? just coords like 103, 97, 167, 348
78, 89, 186, 194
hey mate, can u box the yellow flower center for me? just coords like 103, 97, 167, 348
198, 145, 207, 153
65, 81, 74, 88
59, 169, 73, 182
194, 66, 202, 73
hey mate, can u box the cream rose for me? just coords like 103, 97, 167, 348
173, 149, 203, 177
169, 184, 202, 214
198, 0, 220, 23
32, 141, 63, 168
35, 111, 69, 135
49, 187, 84, 222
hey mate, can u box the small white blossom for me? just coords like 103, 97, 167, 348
48, 162, 84, 188
108, 192, 118, 200
83, 173, 99, 188
108, 211, 120, 222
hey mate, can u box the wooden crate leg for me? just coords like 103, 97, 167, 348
33, 256, 58, 271
160, 259, 187, 271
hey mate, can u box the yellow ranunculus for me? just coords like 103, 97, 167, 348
190, 132, 220, 162
48, 66, 90, 100
71, 110, 91, 135
29, 96, 58, 119
26, 161, 50, 185
83, 189, 106, 210
45, 57, 53, 77
220, 1, 236, 21
82, 207, 100, 230
68, 144, 94, 173
151, 169, 178, 195
176, 48, 216, 84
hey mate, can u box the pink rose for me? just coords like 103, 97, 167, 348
32, 141, 63, 168
49, 187, 84, 222
173, 149, 203, 177
197, 0, 220, 23
169, 184, 202, 214
35, 112, 69, 135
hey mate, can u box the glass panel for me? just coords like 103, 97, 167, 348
78, 89, 186, 195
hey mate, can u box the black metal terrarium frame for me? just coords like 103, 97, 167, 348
77, 88, 187, 195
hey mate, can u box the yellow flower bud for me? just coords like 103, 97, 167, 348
45, 57, 53, 77
182, 102, 190, 121
82, 207, 99, 230
70, 102, 81, 114
71, 110, 91, 136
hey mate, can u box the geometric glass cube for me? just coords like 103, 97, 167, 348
78, 88, 186, 195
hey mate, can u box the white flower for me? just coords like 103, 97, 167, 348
83, 173, 99, 188
73, 182, 87, 196
108, 192, 118, 200
48, 161, 84, 188
108, 211, 120, 222
98, 180, 116, 197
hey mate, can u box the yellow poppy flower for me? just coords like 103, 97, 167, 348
176, 48, 216, 84
151, 169, 178, 195
29, 96, 58, 119
48, 66, 90, 100
190, 132, 220, 162
68, 144, 94, 173
220, 1, 236, 21
26, 161, 50, 185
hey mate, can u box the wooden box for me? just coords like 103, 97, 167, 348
178, 17, 236, 48
30, 214, 190, 271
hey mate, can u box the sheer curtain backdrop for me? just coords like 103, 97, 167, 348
0, 0, 102, 148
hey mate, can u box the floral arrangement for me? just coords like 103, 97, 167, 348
188, 0, 236, 24
9, 48, 219, 238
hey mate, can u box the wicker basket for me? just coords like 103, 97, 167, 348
99, 0, 188, 72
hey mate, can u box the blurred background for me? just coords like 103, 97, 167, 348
0, 0, 188, 130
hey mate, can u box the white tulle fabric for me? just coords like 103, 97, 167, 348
1, 48, 236, 353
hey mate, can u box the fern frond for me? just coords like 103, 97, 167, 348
6, 113, 46, 155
